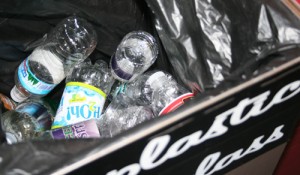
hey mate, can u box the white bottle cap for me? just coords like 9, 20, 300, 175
146, 71, 165, 85
10, 85, 28, 103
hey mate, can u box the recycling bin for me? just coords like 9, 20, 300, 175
0, 0, 300, 175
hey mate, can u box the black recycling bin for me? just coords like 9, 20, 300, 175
0, 0, 300, 175
60, 54, 300, 175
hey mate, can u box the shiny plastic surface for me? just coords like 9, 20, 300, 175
99, 94, 154, 138
145, 0, 300, 91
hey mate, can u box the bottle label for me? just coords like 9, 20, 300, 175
50, 119, 100, 139
110, 54, 133, 81
17, 58, 56, 95
159, 93, 194, 116
16, 102, 53, 131
52, 82, 107, 129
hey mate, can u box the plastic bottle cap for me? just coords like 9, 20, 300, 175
146, 71, 165, 85
5, 132, 18, 145
10, 86, 28, 103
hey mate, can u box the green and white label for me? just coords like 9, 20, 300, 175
18, 58, 56, 95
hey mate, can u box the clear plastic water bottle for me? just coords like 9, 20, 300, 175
124, 70, 173, 105
1, 99, 55, 144
125, 70, 194, 116
10, 16, 97, 103
51, 59, 115, 129
110, 31, 159, 82
35, 95, 154, 140
98, 94, 154, 138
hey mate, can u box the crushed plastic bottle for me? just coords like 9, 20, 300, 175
125, 70, 194, 116
51, 59, 115, 129
35, 95, 154, 140
110, 31, 159, 82
1, 99, 55, 144
124, 70, 173, 105
106, 80, 127, 104
10, 16, 97, 103
98, 94, 154, 138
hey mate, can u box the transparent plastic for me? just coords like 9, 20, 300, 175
11, 16, 97, 102
52, 59, 115, 129
125, 70, 174, 105
125, 70, 194, 116
66, 59, 115, 95
151, 80, 193, 116
98, 94, 154, 138
110, 31, 158, 82
37, 95, 154, 140
1, 99, 55, 144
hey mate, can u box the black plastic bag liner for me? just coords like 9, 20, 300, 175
0, 0, 170, 100
145, 0, 300, 92
0, 0, 300, 175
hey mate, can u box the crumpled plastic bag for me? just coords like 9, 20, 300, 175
145, 0, 300, 92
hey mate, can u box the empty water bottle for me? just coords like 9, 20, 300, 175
110, 31, 158, 82
125, 70, 194, 116
98, 94, 154, 138
10, 16, 97, 103
1, 99, 55, 144
36, 95, 154, 140
124, 70, 173, 105
52, 59, 115, 129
